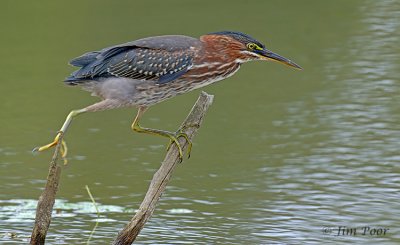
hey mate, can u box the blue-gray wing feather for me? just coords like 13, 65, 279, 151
65, 35, 201, 85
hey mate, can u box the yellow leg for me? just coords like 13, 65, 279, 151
33, 109, 86, 163
131, 107, 192, 161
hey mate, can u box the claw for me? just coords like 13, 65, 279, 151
61, 139, 68, 165
176, 132, 193, 158
167, 135, 184, 161
166, 130, 192, 160
33, 131, 69, 164
34, 132, 60, 152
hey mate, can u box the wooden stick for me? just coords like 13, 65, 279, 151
113, 91, 214, 245
30, 133, 64, 245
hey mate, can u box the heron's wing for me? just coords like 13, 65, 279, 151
101, 48, 193, 84
66, 35, 201, 84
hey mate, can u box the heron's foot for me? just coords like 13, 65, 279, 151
163, 133, 183, 162
166, 128, 193, 160
33, 131, 68, 164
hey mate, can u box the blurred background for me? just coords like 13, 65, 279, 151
1, 0, 399, 244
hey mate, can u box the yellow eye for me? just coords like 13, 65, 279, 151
247, 43, 257, 50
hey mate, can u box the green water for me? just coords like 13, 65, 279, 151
1, 0, 400, 244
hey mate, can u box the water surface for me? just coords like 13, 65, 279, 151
1, 0, 399, 244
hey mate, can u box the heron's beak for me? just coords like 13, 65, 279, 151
258, 49, 302, 70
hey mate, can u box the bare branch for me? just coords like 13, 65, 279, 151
113, 91, 214, 244
30, 133, 64, 245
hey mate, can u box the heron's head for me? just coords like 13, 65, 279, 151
204, 31, 301, 69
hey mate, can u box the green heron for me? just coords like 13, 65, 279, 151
34, 31, 301, 161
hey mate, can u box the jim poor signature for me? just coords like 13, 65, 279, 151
336, 226, 389, 236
